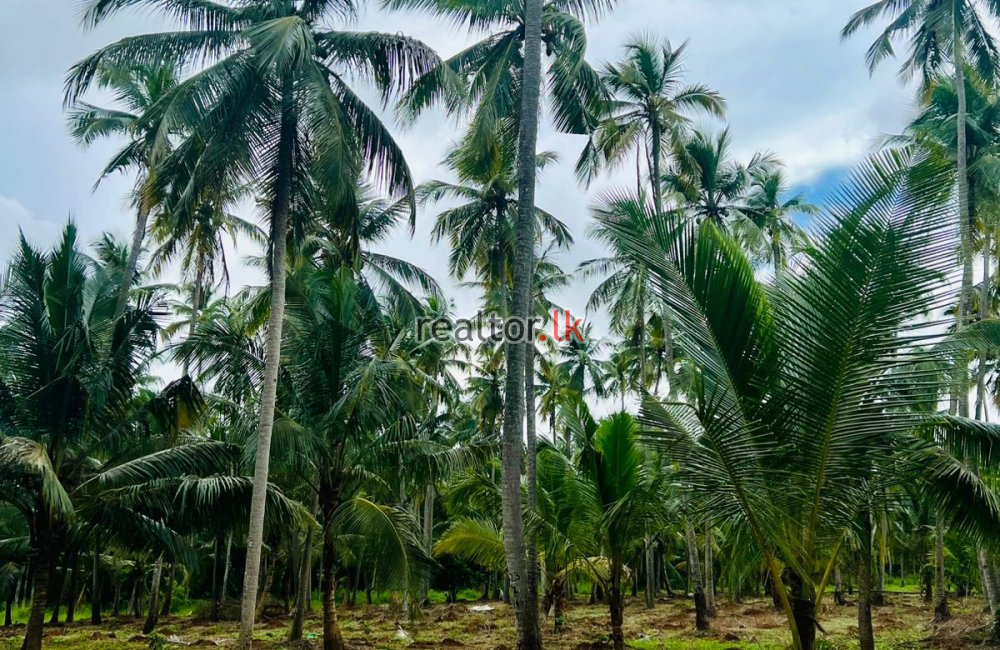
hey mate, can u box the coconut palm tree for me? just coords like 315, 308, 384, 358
68, 5, 439, 644
385, 0, 611, 159
662, 127, 778, 227
421, 145, 572, 301
734, 169, 817, 273
609, 151, 1000, 650
578, 413, 669, 650
66, 59, 179, 318
842, 0, 1000, 417
576, 36, 725, 215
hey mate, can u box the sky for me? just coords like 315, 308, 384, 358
0, 0, 918, 356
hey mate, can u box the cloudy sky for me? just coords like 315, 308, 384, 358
0, 0, 916, 342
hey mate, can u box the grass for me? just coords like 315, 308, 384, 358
0, 592, 990, 649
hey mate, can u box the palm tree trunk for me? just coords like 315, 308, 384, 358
704, 528, 715, 617
238, 77, 296, 650
114, 202, 150, 320
934, 512, 950, 622
21, 551, 51, 650
525, 334, 541, 633
858, 509, 875, 650
160, 563, 174, 617
644, 538, 656, 609
255, 553, 274, 621
834, 565, 846, 606
978, 547, 999, 612
142, 554, 164, 634
91, 541, 102, 625
48, 558, 64, 626
290, 523, 315, 641
500, 0, 544, 645
421, 483, 434, 605
977, 228, 991, 420
955, 30, 973, 419
320, 475, 346, 650
64, 552, 78, 623
212, 536, 222, 622
649, 120, 676, 397
221, 534, 232, 608
608, 575, 625, 650
183, 266, 204, 377
685, 522, 709, 631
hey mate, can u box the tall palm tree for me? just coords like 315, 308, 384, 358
576, 36, 725, 216
385, 0, 610, 159
662, 127, 778, 227
421, 145, 572, 300
66, 59, 178, 318
68, 4, 438, 645
842, 0, 1000, 417
735, 169, 817, 273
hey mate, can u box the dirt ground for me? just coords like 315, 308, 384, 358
0, 592, 993, 649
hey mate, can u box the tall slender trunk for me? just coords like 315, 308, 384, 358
834, 566, 846, 606
161, 563, 175, 617
115, 202, 151, 320
978, 547, 999, 611
212, 536, 222, 622
955, 32, 973, 419
221, 534, 232, 608
525, 326, 541, 635
421, 483, 434, 605
238, 77, 296, 650
649, 119, 675, 396
501, 0, 544, 645
290, 520, 315, 641
976, 229, 991, 419
64, 553, 78, 623
685, 522, 709, 631
934, 513, 950, 622
21, 552, 51, 650
858, 509, 875, 650
91, 541, 102, 625
142, 554, 164, 634
183, 266, 204, 377
704, 528, 715, 617
48, 558, 64, 626
644, 538, 656, 609
320, 475, 346, 650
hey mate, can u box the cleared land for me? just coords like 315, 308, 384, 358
0, 593, 990, 649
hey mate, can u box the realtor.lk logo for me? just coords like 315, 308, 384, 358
417, 310, 584, 344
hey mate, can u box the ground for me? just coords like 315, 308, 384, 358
0, 593, 993, 649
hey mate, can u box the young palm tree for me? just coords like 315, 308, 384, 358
66, 59, 178, 318
614, 152, 1000, 650
578, 413, 669, 650
576, 36, 726, 215
68, 4, 438, 645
